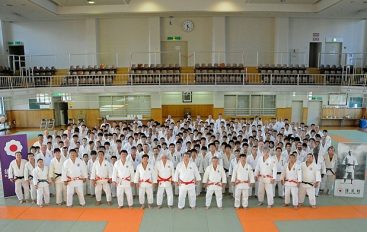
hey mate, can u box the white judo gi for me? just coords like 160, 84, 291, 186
281, 162, 302, 206
24, 161, 36, 201
33, 166, 50, 206
8, 159, 29, 201
173, 161, 201, 209
323, 153, 337, 194
202, 164, 227, 208
112, 159, 135, 207
155, 159, 175, 207
254, 156, 277, 206
49, 156, 66, 204
134, 163, 157, 205
299, 161, 321, 206
62, 158, 88, 206
91, 160, 113, 202
231, 162, 255, 208
273, 155, 286, 197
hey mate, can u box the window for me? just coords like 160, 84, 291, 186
36, 93, 51, 104
61, 93, 72, 102
224, 95, 276, 116
99, 95, 151, 118
348, 97, 362, 108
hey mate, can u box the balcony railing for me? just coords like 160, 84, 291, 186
0, 73, 365, 89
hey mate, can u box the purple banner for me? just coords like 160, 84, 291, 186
0, 134, 28, 197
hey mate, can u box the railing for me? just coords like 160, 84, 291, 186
0, 73, 366, 89
224, 108, 276, 116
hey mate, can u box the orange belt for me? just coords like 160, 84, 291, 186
285, 179, 298, 184
179, 179, 195, 185
95, 176, 112, 181
139, 179, 152, 184
207, 182, 222, 187
67, 176, 82, 182
235, 180, 250, 185
158, 175, 172, 183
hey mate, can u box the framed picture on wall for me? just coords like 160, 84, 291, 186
182, 92, 192, 103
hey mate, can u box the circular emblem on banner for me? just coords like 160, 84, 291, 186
4, 140, 23, 157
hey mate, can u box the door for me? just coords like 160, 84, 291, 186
54, 97, 68, 126
161, 41, 188, 66
309, 42, 322, 68
8, 45, 25, 71
291, 101, 303, 123
324, 42, 342, 65
60, 102, 68, 125
307, 101, 322, 125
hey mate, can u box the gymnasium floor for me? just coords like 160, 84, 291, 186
0, 129, 366, 232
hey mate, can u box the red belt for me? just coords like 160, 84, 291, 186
67, 176, 82, 182
139, 179, 152, 184
259, 175, 273, 179
285, 179, 298, 184
95, 176, 112, 181
207, 182, 222, 187
179, 179, 195, 185
120, 176, 131, 181
158, 175, 172, 183
235, 180, 250, 185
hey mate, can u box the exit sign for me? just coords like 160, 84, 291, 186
311, 96, 322, 101
8, 41, 23, 45
167, 36, 181, 41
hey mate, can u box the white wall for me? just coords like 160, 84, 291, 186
161, 92, 213, 105
98, 17, 150, 66
2, 16, 366, 69
226, 17, 275, 66
289, 18, 366, 66
3, 20, 95, 68
161, 17, 213, 66
68, 94, 99, 109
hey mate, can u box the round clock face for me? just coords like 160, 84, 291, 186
183, 20, 194, 32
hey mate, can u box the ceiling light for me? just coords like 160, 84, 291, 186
87, 0, 95, 4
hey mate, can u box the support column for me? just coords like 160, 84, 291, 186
85, 18, 98, 65
0, 20, 7, 66
363, 20, 367, 66
212, 16, 226, 63
213, 92, 224, 118
151, 92, 162, 123
148, 17, 161, 65
274, 17, 289, 65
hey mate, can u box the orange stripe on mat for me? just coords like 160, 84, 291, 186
0, 206, 144, 232
329, 135, 353, 143
237, 205, 367, 232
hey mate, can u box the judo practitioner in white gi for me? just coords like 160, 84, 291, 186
202, 156, 227, 209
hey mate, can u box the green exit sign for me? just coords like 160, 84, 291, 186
311, 96, 322, 101
167, 36, 181, 41
8, 41, 23, 45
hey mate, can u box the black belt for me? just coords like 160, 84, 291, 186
277, 172, 282, 175
346, 164, 354, 166
326, 168, 335, 175
302, 181, 314, 187
38, 179, 48, 184
55, 173, 62, 179
224, 168, 229, 173
15, 176, 24, 180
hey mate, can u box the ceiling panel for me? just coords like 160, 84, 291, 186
245, 0, 320, 4
52, 0, 131, 6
